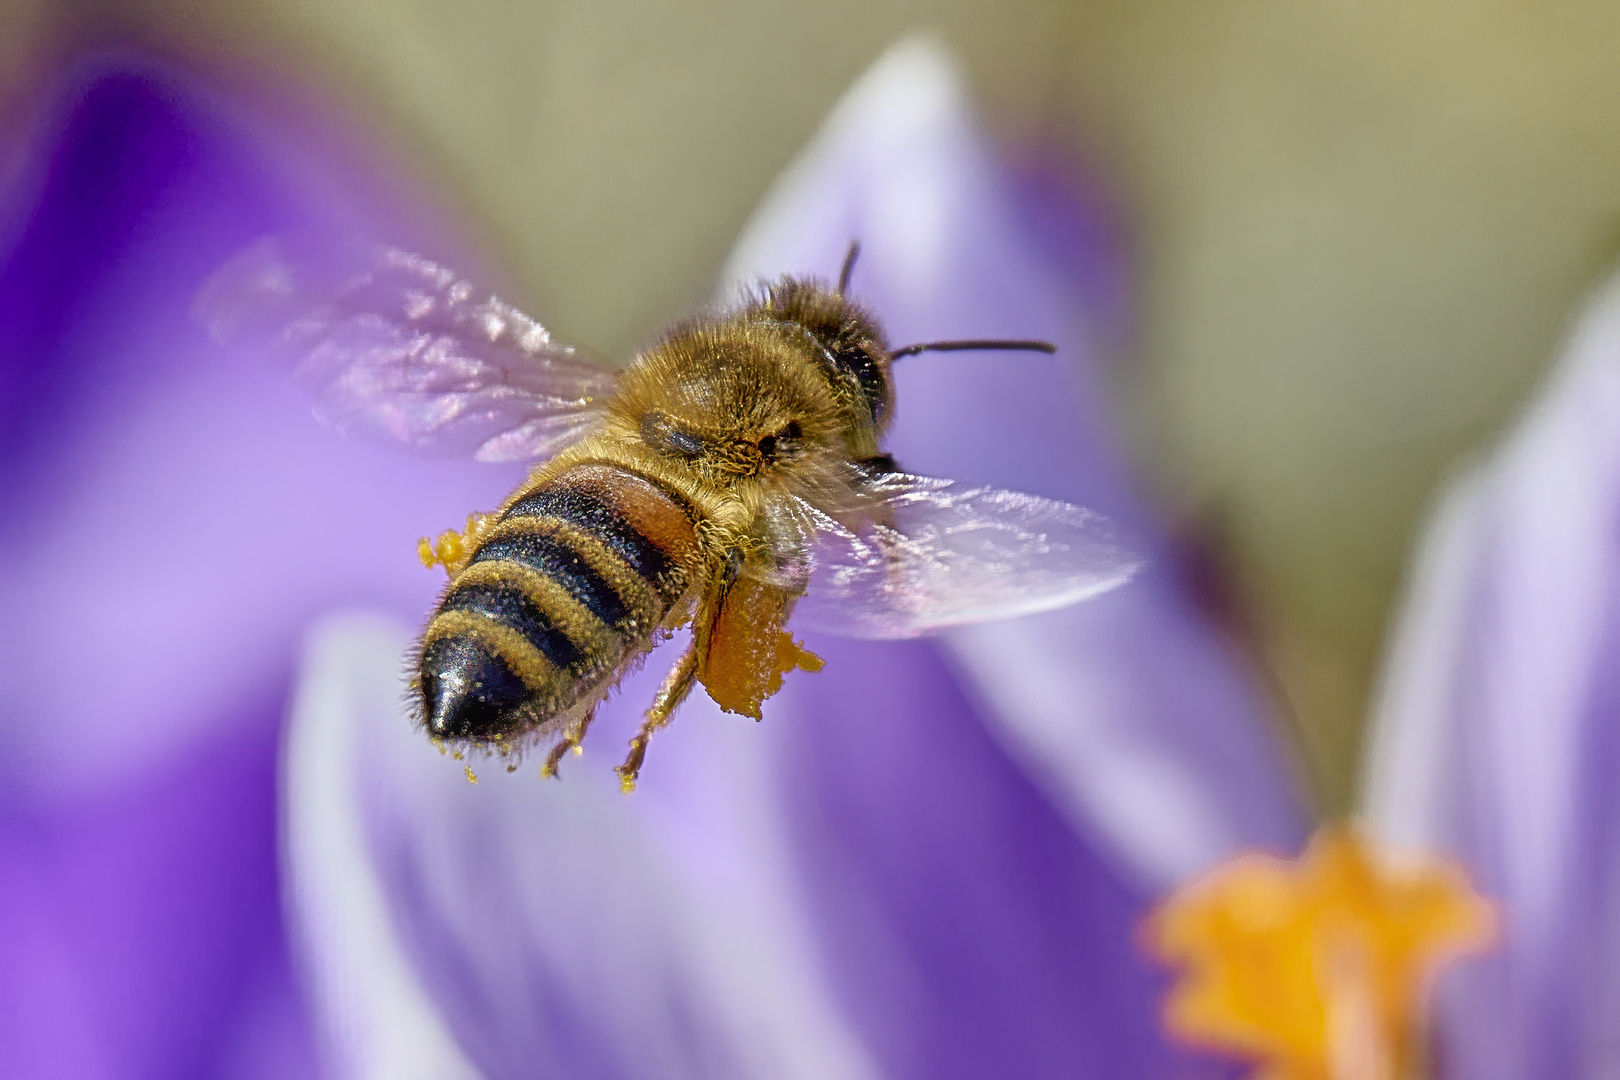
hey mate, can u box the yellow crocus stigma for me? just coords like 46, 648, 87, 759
1145, 825, 1495, 1080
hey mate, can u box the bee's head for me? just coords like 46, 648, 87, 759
614, 309, 871, 483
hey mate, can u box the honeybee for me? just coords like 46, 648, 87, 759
199, 240, 1139, 789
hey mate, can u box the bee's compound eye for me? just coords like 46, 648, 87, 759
640, 411, 705, 458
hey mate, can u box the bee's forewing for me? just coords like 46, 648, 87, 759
194, 238, 617, 462
768, 472, 1144, 640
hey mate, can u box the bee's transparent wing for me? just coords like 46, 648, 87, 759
194, 238, 616, 462
757, 471, 1144, 640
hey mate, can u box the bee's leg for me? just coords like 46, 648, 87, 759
615, 641, 700, 793
540, 704, 598, 780
693, 547, 744, 664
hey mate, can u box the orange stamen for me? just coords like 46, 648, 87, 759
1144, 826, 1495, 1080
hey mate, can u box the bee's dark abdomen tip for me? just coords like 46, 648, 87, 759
420, 635, 529, 741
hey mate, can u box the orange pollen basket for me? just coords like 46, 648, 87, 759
1143, 826, 1496, 1080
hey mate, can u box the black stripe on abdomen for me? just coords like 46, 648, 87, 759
504, 487, 671, 582
471, 532, 631, 627
439, 581, 583, 669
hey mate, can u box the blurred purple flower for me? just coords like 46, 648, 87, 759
1364, 269, 1620, 1079
283, 38, 1307, 1080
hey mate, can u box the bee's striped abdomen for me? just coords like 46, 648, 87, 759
419, 464, 697, 743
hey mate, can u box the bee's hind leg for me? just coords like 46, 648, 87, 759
615, 641, 700, 793
540, 705, 598, 780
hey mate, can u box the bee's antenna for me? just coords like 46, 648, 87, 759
887, 338, 1057, 361
837, 241, 861, 295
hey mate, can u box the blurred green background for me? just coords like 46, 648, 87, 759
8, 0, 1618, 814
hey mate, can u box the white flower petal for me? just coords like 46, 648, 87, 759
1365, 269, 1620, 1078
283, 614, 876, 1080
284, 614, 487, 1080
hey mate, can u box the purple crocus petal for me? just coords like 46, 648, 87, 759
0, 712, 320, 1080
725, 36, 1307, 889
0, 59, 507, 1076
769, 636, 1228, 1080
288, 615, 880, 1080
1364, 271, 1620, 1078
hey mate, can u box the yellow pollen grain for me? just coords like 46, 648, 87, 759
699, 576, 822, 719
1144, 825, 1496, 1080
420, 512, 491, 577
464, 765, 477, 784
